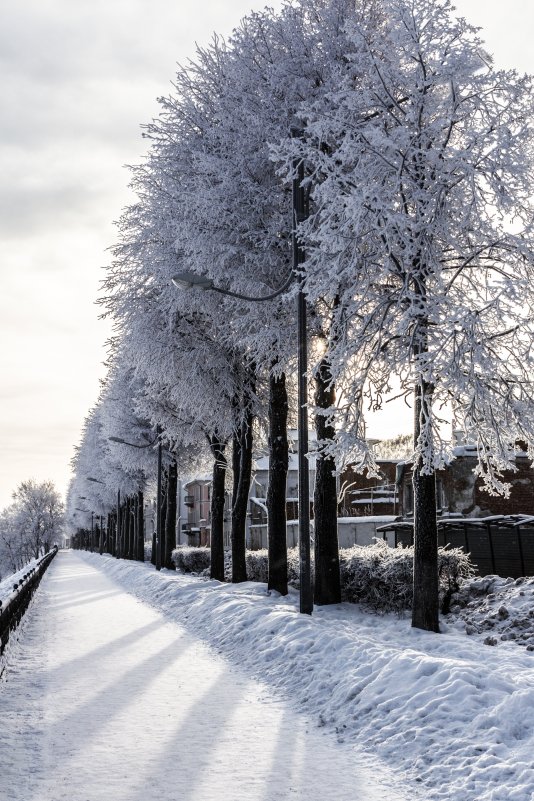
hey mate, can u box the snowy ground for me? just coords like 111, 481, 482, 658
0, 550, 411, 801
69, 551, 534, 801
2, 551, 534, 801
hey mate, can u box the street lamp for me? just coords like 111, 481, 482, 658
75, 508, 90, 550
108, 435, 157, 448
171, 271, 294, 301
108, 432, 160, 567
171, 138, 312, 614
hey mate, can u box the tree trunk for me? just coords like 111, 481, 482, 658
164, 461, 177, 569
111, 513, 116, 556
160, 475, 168, 568
156, 441, 163, 571
130, 496, 136, 559
129, 496, 134, 558
231, 395, 254, 584
120, 502, 126, 559
313, 354, 341, 605
267, 370, 288, 595
410, 266, 439, 632
122, 499, 127, 558
209, 434, 227, 581
411, 376, 439, 632
137, 491, 144, 561
126, 496, 133, 559
116, 508, 121, 558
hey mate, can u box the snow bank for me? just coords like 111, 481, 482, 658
446, 574, 534, 649
79, 552, 534, 801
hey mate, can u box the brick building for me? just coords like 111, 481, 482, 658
397, 445, 534, 517
339, 461, 399, 517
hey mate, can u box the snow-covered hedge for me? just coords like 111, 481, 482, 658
245, 549, 301, 586
172, 546, 211, 574
338, 541, 474, 613
172, 541, 474, 614
243, 542, 473, 613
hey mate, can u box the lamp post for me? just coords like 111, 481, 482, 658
291, 129, 313, 615
75, 508, 89, 549
116, 489, 121, 559
108, 432, 159, 566
171, 139, 312, 613
108, 435, 157, 448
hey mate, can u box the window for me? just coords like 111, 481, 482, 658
404, 483, 414, 515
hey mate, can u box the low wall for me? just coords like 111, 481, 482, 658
247, 516, 397, 551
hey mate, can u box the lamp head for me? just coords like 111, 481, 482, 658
172, 272, 214, 290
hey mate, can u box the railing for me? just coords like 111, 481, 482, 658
0, 546, 58, 665
346, 483, 398, 515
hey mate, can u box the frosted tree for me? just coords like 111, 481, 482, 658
99, 360, 160, 561
133, 27, 292, 586
103, 177, 253, 579
282, 0, 534, 629
102, 19, 305, 584
7, 480, 64, 561
68, 397, 146, 556
99, 0, 387, 599
166, 0, 381, 601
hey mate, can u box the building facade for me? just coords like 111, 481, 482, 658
397, 445, 534, 518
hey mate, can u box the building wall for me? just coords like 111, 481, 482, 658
184, 480, 211, 529
339, 461, 399, 517
398, 453, 534, 517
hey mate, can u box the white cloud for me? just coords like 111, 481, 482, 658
0, 0, 532, 510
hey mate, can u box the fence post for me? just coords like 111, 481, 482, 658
463, 522, 469, 555
517, 525, 526, 576
487, 521, 496, 574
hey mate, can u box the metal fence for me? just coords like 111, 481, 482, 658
377, 516, 534, 578
0, 546, 58, 664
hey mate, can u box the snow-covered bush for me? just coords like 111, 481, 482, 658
244, 548, 301, 588
172, 541, 473, 613
438, 547, 477, 614
245, 550, 268, 583
171, 546, 211, 574
339, 541, 474, 614
144, 541, 153, 562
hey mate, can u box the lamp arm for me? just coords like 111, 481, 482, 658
209, 270, 294, 302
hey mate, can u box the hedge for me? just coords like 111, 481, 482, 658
171, 541, 474, 614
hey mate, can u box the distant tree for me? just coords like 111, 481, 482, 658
0, 507, 25, 575
2, 480, 65, 565
374, 435, 413, 462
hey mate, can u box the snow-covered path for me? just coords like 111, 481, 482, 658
0, 550, 408, 801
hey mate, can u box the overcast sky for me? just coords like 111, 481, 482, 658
0, 0, 532, 510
